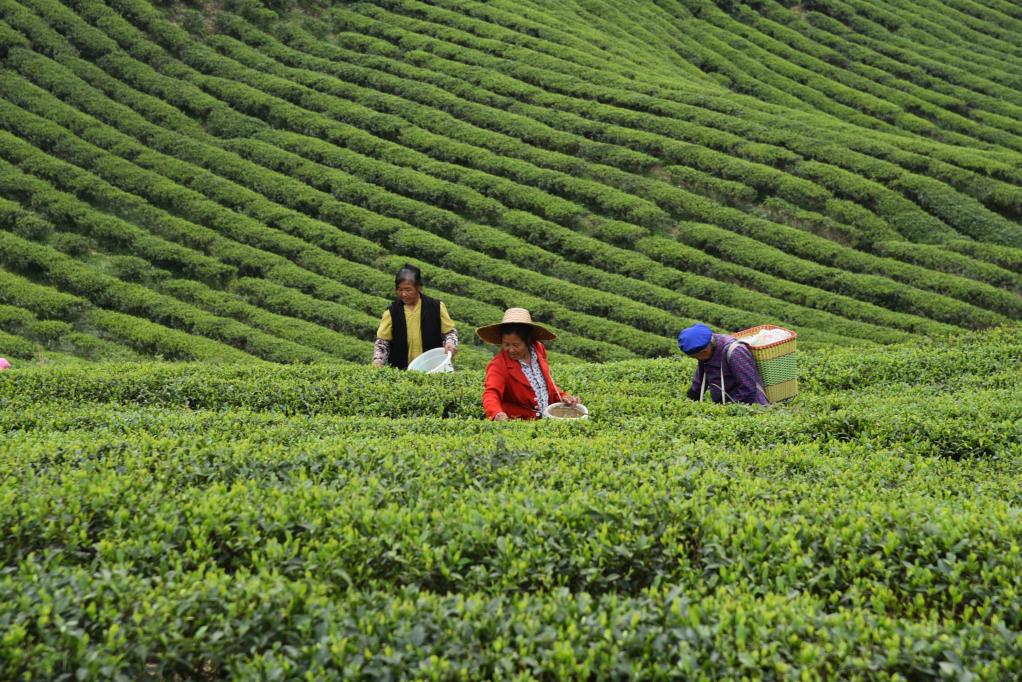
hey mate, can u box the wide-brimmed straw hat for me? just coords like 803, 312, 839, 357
475, 308, 557, 345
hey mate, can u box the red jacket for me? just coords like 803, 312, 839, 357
482, 342, 564, 420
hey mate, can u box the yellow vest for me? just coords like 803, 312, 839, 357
376, 299, 455, 364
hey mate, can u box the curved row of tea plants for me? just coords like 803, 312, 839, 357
1, 327, 1020, 678
0, 0, 1020, 366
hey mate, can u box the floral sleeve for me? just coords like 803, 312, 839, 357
442, 328, 459, 350
373, 338, 390, 365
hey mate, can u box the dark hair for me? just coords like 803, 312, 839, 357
395, 264, 422, 289
499, 323, 534, 344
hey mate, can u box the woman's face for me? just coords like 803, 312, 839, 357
691, 343, 714, 362
501, 333, 529, 361
396, 281, 420, 306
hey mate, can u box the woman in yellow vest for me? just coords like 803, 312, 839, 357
373, 264, 458, 369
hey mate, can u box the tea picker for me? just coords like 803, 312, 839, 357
373, 264, 459, 369
680, 323, 771, 405
477, 308, 586, 421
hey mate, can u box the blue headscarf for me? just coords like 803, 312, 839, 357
678, 323, 713, 354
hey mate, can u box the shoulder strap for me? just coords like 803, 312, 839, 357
726, 340, 769, 402
725, 340, 747, 367
698, 339, 746, 404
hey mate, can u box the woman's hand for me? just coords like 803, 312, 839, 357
560, 394, 580, 406
493, 412, 509, 422
444, 341, 458, 356
372, 359, 384, 368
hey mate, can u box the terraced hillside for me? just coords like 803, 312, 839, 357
0, 0, 1021, 366
3, 329, 1022, 677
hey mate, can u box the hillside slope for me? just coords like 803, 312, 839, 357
2, 328, 1021, 677
1, 0, 1021, 366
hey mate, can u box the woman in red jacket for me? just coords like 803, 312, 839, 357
476, 308, 580, 421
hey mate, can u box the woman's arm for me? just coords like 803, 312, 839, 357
687, 363, 704, 400
482, 361, 509, 420
374, 310, 393, 367
439, 303, 458, 355
442, 328, 459, 355
373, 338, 390, 367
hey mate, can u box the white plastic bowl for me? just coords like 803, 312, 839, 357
543, 402, 589, 420
407, 348, 453, 374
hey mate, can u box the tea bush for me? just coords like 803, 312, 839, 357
2, 0, 1009, 364
2, 2, 1022, 674
1, 327, 1021, 678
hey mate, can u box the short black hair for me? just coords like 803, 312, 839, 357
499, 323, 534, 344
395, 263, 422, 289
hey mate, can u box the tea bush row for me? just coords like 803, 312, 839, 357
0, 229, 329, 363
0, 301, 140, 361
1, 328, 1021, 678
205, 13, 1013, 327
2, 0, 1019, 374
294, 7, 1022, 292
111, 0, 1021, 314
0, 79, 628, 360
0, 52, 663, 357
0, 157, 235, 287
322, 0, 1021, 250
0, 248, 255, 361
203, 23, 1021, 325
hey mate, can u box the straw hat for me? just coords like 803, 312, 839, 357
475, 308, 557, 345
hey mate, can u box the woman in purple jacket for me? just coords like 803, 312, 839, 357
679, 324, 768, 405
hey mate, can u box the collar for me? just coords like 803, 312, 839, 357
502, 348, 534, 387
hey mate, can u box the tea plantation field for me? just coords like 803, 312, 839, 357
3, 0, 1022, 678
2, 328, 1021, 679
0, 0, 1021, 365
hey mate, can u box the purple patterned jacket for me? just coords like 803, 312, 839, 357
688, 334, 768, 405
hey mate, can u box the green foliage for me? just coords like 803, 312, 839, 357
0, 269, 88, 321
1, 329, 1021, 677
0, 328, 37, 358
0, 0, 1016, 372
2, 0, 1022, 676
47, 231, 96, 258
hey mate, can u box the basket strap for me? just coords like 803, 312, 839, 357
725, 341, 767, 402
722, 342, 741, 404
725, 340, 743, 365
720, 363, 728, 405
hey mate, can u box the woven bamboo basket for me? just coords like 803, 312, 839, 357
731, 325, 798, 402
